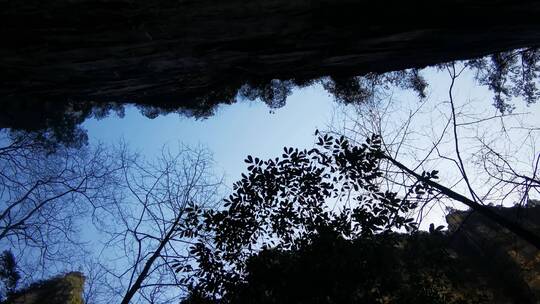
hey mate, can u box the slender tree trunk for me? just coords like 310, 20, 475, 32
120, 215, 181, 304
384, 154, 540, 250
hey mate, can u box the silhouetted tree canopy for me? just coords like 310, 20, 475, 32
176, 131, 540, 302
183, 229, 495, 304
322, 69, 427, 104
465, 48, 540, 113
0, 130, 129, 279
178, 134, 436, 298
0, 251, 20, 301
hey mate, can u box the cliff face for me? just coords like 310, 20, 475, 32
2, 0, 540, 104
6, 272, 85, 304
447, 206, 540, 303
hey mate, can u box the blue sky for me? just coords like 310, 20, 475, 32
84, 84, 336, 186
36, 66, 540, 300
83, 67, 540, 229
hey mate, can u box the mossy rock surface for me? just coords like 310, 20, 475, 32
5, 272, 85, 304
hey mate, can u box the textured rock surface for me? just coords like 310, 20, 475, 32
7, 272, 85, 304
2, 0, 540, 104
448, 206, 540, 303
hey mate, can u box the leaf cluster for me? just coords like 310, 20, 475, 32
467, 47, 540, 113
184, 230, 491, 304
182, 134, 420, 297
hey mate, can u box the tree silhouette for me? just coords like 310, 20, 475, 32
178, 132, 540, 301
329, 60, 540, 245
0, 250, 20, 301
467, 48, 540, 113
0, 130, 129, 278
180, 134, 424, 298
183, 230, 497, 304
94, 145, 223, 304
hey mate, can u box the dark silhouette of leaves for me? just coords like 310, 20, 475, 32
181, 134, 420, 298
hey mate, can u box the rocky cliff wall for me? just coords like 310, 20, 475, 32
448, 206, 540, 303
2, 0, 540, 104
5, 272, 85, 304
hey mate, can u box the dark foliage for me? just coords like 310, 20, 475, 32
0, 101, 125, 150
178, 134, 440, 298
0, 251, 20, 301
238, 79, 295, 109
178, 132, 540, 303
322, 69, 427, 104
183, 230, 491, 304
467, 48, 540, 113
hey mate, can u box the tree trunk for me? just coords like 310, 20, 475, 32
385, 154, 540, 250
120, 214, 182, 304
